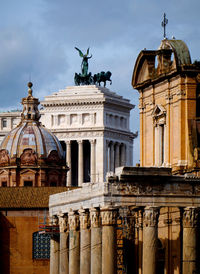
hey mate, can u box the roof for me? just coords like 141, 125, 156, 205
0, 187, 75, 209
159, 39, 191, 66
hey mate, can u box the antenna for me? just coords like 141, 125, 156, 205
161, 13, 168, 39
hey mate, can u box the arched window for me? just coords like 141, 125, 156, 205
32, 231, 50, 260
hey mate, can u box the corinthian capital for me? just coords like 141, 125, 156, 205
101, 207, 117, 226
183, 207, 199, 228
79, 209, 90, 230
68, 211, 79, 231
143, 206, 159, 227
90, 208, 100, 228
58, 214, 68, 233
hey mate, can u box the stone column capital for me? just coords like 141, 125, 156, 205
183, 207, 200, 228
77, 140, 83, 144
143, 206, 159, 227
65, 140, 71, 145
50, 215, 59, 225
90, 208, 101, 228
101, 207, 117, 226
68, 211, 79, 231
79, 209, 90, 230
58, 214, 68, 233
90, 139, 96, 144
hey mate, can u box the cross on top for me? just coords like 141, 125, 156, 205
161, 13, 168, 39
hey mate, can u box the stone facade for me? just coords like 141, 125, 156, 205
0, 85, 136, 185
49, 167, 200, 274
132, 39, 200, 175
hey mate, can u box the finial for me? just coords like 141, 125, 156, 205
161, 13, 168, 39
27, 82, 33, 97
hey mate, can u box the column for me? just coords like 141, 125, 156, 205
182, 207, 199, 274
79, 209, 91, 274
90, 139, 96, 183
106, 140, 109, 173
110, 142, 114, 172
66, 141, 72, 187
68, 211, 80, 274
138, 209, 143, 274
115, 142, 120, 168
90, 208, 102, 274
143, 206, 159, 274
50, 216, 59, 274
58, 214, 68, 274
78, 140, 84, 186
101, 207, 117, 274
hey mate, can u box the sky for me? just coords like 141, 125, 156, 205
0, 0, 200, 164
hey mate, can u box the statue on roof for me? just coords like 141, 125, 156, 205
74, 47, 112, 87
75, 47, 92, 77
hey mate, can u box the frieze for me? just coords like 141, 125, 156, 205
111, 182, 196, 196
41, 104, 103, 112
54, 131, 104, 139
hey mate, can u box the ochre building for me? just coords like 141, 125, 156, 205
132, 39, 200, 175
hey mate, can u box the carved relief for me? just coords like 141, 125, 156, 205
79, 209, 90, 230
90, 208, 101, 228
68, 211, 79, 231
0, 149, 9, 166
183, 207, 199, 228
101, 207, 117, 226
143, 206, 159, 227
20, 148, 37, 165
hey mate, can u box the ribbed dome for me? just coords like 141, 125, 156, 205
0, 83, 64, 166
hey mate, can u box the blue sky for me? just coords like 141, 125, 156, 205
0, 0, 200, 164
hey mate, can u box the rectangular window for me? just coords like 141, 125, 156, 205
2, 182, 7, 187
33, 232, 50, 259
24, 181, 33, 187
2, 119, 7, 128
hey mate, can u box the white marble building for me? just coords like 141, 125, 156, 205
0, 85, 136, 185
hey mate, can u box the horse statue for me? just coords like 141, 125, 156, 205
74, 72, 93, 86
93, 71, 112, 87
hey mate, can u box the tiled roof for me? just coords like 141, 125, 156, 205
0, 187, 73, 209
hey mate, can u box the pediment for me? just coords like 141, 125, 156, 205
152, 105, 166, 117
20, 169, 37, 175
0, 169, 9, 175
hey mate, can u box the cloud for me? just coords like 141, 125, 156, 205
0, 0, 200, 164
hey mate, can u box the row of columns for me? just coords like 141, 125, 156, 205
107, 141, 126, 172
50, 207, 117, 274
50, 206, 199, 274
65, 139, 96, 186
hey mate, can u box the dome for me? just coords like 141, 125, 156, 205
0, 83, 64, 167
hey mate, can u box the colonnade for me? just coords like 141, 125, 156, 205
106, 141, 126, 172
65, 139, 96, 186
50, 206, 200, 274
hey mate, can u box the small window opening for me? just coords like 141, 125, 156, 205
2, 119, 7, 128
50, 182, 57, 187
24, 181, 33, 187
